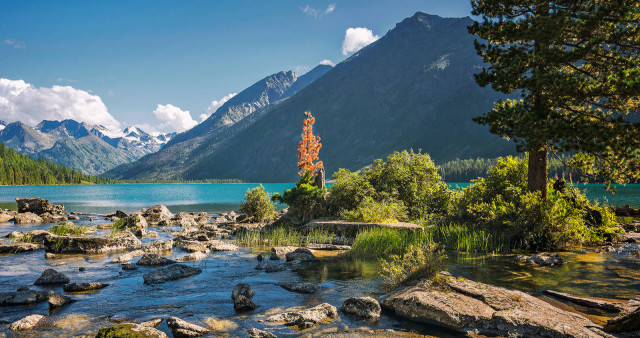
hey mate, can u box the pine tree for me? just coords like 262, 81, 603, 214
296, 111, 324, 176
469, 1, 640, 196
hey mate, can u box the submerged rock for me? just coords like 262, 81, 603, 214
63, 282, 109, 292
34, 269, 70, 285
96, 323, 168, 338
382, 273, 606, 337
14, 212, 43, 224
9, 314, 46, 331
166, 316, 211, 337
341, 297, 381, 320
605, 307, 640, 333
279, 282, 318, 294
136, 254, 176, 266
44, 231, 141, 254
247, 328, 276, 338
265, 303, 338, 329
0, 290, 48, 306
178, 251, 207, 261
143, 264, 202, 284
232, 283, 256, 312
516, 253, 565, 266
0, 242, 41, 254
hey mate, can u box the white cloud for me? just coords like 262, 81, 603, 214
200, 93, 237, 121
0, 78, 120, 129
4, 39, 25, 49
152, 104, 198, 132
342, 27, 380, 55
319, 59, 335, 67
292, 65, 310, 76
301, 3, 335, 19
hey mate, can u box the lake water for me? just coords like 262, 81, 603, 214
0, 183, 637, 214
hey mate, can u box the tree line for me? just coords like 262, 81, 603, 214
0, 142, 112, 185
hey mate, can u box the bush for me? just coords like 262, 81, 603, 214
379, 244, 446, 290
240, 185, 277, 223
274, 170, 326, 222
327, 150, 452, 222
451, 156, 621, 250
50, 222, 90, 236
339, 197, 406, 223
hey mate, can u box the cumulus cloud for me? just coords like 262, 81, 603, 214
301, 3, 336, 19
0, 78, 120, 129
342, 27, 379, 55
199, 93, 237, 121
153, 104, 198, 132
4, 39, 25, 49
319, 59, 336, 67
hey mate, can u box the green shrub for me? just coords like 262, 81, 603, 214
50, 222, 89, 236
379, 244, 446, 290
351, 227, 432, 257
339, 197, 406, 223
451, 156, 621, 250
240, 185, 277, 223
274, 170, 326, 222
327, 150, 452, 222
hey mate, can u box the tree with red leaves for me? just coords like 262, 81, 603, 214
297, 111, 323, 176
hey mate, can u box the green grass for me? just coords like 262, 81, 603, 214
428, 223, 513, 253
351, 227, 433, 257
235, 226, 335, 247
50, 222, 90, 236
617, 216, 639, 224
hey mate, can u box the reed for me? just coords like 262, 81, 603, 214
50, 222, 90, 236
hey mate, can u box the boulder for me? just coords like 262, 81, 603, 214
341, 297, 381, 320
63, 282, 109, 292
114, 210, 128, 218
207, 240, 238, 252
265, 263, 287, 273
265, 303, 338, 329
122, 263, 138, 271
16, 197, 63, 215
142, 205, 174, 225
0, 242, 41, 254
0, 211, 15, 223
41, 213, 68, 223
0, 290, 48, 306
96, 323, 168, 338
9, 314, 46, 331
143, 264, 202, 284
34, 269, 70, 285
130, 214, 149, 229
136, 254, 176, 266
279, 282, 318, 294
142, 239, 174, 253
516, 253, 565, 266
382, 273, 607, 337
285, 248, 319, 263
111, 250, 145, 263
48, 290, 75, 309
14, 212, 43, 224
604, 307, 640, 333
44, 231, 141, 254
169, 212, 199, 227
135, 228, 158, 238
271, 246, 298, 257
174, 238, 210, 253
247, 328, 276, 338
232, 283, 256, 312
140, 317, 164, 328
178, 251, 207, 261
166, 317, 211, 337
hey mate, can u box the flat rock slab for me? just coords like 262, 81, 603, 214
136, 254, 176, 266
382, 273, 608, 337
9, 314, 46, 331
0, 242, 41, 254
143, 264, 202, 284
304, 219, 423, 239
271, 246, 299, 256
279, 282, 318, 294
44, 232, 141, 254
543, 290, 631, 313
166, 316, 211, 337
63, 282, 109, 292
0, 290, 48, 306
306, 243, 352, 251
265, 303, 338, 329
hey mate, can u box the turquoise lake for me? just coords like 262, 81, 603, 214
0, 182, 637, 214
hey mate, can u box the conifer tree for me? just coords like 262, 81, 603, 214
469, 1, 640, 196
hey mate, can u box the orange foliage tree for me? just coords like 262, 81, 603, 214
297, 111, 323, 176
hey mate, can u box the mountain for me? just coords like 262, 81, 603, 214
109, 66, 332, 179
0, 120, 175, 175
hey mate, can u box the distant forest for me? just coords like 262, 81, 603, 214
0, 143, 111, 185
439, 155, 579, 183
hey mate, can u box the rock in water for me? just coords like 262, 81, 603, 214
0, 290, 49, 306
265, 303, 338, 329
142, 239, 174, 253
0, 242, 41, 254
285, 248, 319, 263
14, 212, 43, 224
111, 250, 145, 263
247, 328, 276, 338
232, 283, 256, 312
63, 282, 109, 292
44, 232, 141, 254
516, 253, 565, 266
605, 307, 640, 333
341, 297, 381, 320
142, 205, 174, 225
178, 251, 207, 261
9, 314, 46, 331
143, 264, 202, 284
16, 197, 63, 215
48, 290, 75, 309
136, 254, 176, 266
96, 323, 168, 338
166, 316, 211, 337
279, 282, 318, 294
34, 269, 70, 285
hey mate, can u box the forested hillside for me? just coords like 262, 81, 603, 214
0, 142, 111, 185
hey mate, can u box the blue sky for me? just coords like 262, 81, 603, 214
0, 0, 473, 133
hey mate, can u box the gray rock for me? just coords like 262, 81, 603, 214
341, 297, 381, 320
96, 323, 168, 338
140, 317, 163, 328
232, 283, 255, 312
143, 264, 202, 284
0, 290, 48, 306
166, 317, 210, 337
174, 238, 210, 253
269, 253, 280, 260
265, 303, 338, 329
34, 269, 70, 285
122, 263, 138, 271
306, 243, 352, 251
9, 314, 46, 331
279, 282, 318, 294
516, 253, 565, 266
178, 251, 207, 261
0, 242, 41, 254
271, 246, 298, 257
285, 248, 319, 263
136, 254, 176, 266
63, 282, 109, 292
48, 290, 74, 309
111, 250, 145, 263
16, 197, 63, 215
265, 263, 287, 273
142, 239, 174, 253
14, 212, 43, 224
143, 205, 174, 225
248, 328, 276, 338
44, 231, 141, 254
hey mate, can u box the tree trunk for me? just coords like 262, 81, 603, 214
528, 148, 548, 199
